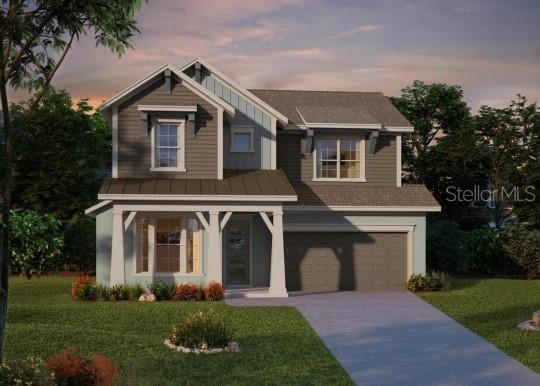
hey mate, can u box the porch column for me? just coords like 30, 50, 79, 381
110, 206, 125, 286
207, 211, 222, 284
269, 210, 288, 297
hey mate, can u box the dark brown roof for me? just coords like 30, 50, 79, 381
249, 89, 411, 127
288, 183, 440, 207
99, 169, 297, 198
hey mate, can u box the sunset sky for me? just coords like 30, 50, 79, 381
7, 0, 540, 111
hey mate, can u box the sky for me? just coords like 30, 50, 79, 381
7, 0, 540, 112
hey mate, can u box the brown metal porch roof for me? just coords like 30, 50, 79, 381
98, 169, 297, 198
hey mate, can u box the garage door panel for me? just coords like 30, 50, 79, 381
285, 232, 406, 291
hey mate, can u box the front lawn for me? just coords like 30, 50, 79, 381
5, 277, 352, 385
419, 278, 540, 373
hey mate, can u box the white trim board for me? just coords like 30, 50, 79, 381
284, 205, 441, 212
179, 57, 288, 125
396, 134, 402, 187
306, 123, 382, 130
84, 200, 112, 217
138, 105, 197, 112
98, 194, 297, 202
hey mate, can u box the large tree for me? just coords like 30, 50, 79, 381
11, 89, 110, 221
390, 80, 471, 183
0, 0, 143, 360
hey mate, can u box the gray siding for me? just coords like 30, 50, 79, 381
277, 132, 397, 187
117, 77, 218, 179
185, 67, 272, 170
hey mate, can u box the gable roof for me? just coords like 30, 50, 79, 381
179, 58, 288, 125
99, 63, 235, 115
250, 89, 412, 130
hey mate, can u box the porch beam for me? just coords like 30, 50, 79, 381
110, 207, 125, 286
195, 211, 210, 231
124, 211, 137, 231
220, 211, 233, 231
259, 212, 274, 235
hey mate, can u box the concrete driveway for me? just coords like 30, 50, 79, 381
227, 291, 540, 386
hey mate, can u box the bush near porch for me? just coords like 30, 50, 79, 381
5, 276, 353, 385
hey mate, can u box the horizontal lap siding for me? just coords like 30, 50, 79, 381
118, 78, 218, 179
277, 133, 397, 187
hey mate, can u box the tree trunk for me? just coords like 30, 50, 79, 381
0, 38, 12, 362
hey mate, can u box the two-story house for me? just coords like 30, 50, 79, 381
85, 58, 440, 297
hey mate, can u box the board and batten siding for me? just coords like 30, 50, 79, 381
117, 77, 218, 179
277, 132, 398, 187
185, 67, 273, 170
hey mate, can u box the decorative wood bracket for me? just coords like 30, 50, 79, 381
368, 130, 379, 155
139, 112, 149, 136
301, 128, 314, 155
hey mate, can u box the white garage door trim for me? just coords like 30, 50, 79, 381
284, 224, 414, 278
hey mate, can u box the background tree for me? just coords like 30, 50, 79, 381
390, 80, 470, 183
11, 89, 110, 221
0, 0, 143, 360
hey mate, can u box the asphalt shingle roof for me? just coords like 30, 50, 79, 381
249, 89, 411, 127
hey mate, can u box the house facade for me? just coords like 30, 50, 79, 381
85, 58, 440, 297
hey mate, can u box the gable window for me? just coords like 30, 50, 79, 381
230, 126, 254, 152
151, 119, 186, 171
134, 215, 202, 275
314, 137, 366, 181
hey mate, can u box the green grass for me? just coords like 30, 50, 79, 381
419, 278, 540, 373
5, 276, 352, 386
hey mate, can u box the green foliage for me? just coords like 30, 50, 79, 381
12, 90, 111, 221
9, 210, 63, 279
63, 215, 96, 272
170, 311, 233, 349
76, 283, 97, 301
0, 357, 53, 386
462, 228, 517, 275
504, 224, 540, 279
407, 272, 451, 292
95, 283, 146, 301
427, 220, 464, 273
147, 280, 175, 300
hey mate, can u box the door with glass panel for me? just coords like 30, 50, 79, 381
225, 219, 251, 286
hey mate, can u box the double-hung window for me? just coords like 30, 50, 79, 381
315, 137, 366, 181
151, 119, 185, 171
135, 216, 202, 275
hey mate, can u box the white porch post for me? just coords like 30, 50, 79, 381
207, 211, 222, 284
110, 206, 125, 286
269, 210, 288, 297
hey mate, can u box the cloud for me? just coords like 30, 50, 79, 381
330, 24, 385, 40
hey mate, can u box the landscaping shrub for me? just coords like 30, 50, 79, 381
109, 284, 130, 301
205, 282, 225, 301
147, 279, 175, 300
462, 228, 518, 275
46, 347, 119, 386
504, 224, 540, 279
172, 283, 203, 301
170, 311, 233, 349
72, 275, 94, 299
0, 357, 54, 385
407, 272, 451, 292
76, 283, 97, 301
128, 283, 146, 300
95, 283, 146, 301
426, 219, 465, 273
64, 215, 96, 272
10, 209, 64, 279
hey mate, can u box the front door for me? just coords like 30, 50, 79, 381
225, 219, 251, 286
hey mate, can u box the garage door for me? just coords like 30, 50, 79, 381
284, 232, 407, 291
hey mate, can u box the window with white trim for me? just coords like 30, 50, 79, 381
230, 126, 254, 152
315, 137, 365, 180
151, 119, 185, 171
135, 215, 202, 274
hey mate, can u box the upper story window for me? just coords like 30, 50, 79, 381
151, 119, 186, 172
230, 126, 254, 152
314, 137, 366, 181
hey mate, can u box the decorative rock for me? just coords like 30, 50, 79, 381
165, 341, 239, 354
532, 311, 540, 326
164, 339, 176, 349
518, 320, 540, 331
226, 342, 240, 353
138, 293, 157, 302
